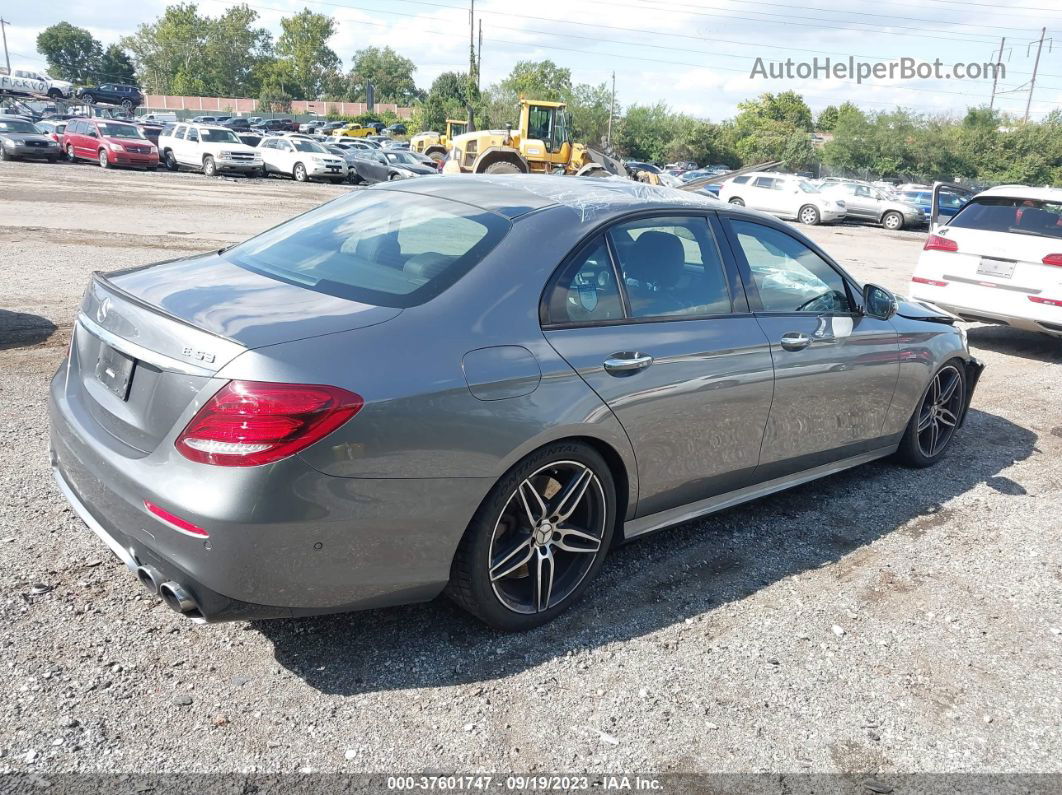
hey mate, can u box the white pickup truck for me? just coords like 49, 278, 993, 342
9, 68, 74, 98
157, 123, 262, 176
0, 71, 48, 97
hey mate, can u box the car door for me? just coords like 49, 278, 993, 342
76, 121, 99, 158
274, 139, 296, 173
178, 127, 200, 165
846, 185, 876, 220
722, 216, 900, 477
751, 176, 784, 213
543, 213, 775, 519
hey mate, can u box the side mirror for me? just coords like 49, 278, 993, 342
862, 283, 896, 320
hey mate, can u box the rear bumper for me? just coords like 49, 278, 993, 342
911, 281, 1062, 337
48, 361, 489, 622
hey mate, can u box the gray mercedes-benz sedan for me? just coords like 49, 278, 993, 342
49, 175, 983, 630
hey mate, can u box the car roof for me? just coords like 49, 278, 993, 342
975, 184, 1062, 202
377, 174, 720, 221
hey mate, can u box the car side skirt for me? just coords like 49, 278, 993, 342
623, 443, 899, 540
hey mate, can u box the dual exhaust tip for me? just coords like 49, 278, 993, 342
136, 565, 199, 616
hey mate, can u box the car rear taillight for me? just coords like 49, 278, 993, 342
1029, 296, 1062, 307
1041, 254, 1062, 266
144, 500, 208, 537
175, 381, 363, 466
912, 276, 949, 287
923, 234, 958, 252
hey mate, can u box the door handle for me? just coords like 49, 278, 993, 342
603, 352, 654, 374
779, 332, 812, 351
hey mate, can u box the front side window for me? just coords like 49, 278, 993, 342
609, 216, 732, 319
731, 220, 851, 314
187, 129, 199, 142
545, 237, 624, 324
222, 191, 510, 308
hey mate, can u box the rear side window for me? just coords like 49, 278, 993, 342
949, 197, 1062, 239
223, 191, 510, 308
545, 237, 624, 324
732, 176, 750, 184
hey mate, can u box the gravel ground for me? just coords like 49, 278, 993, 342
1, 160, 1060, 777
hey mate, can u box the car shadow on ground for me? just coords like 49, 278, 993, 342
256, 407, 1035, 695
0, 310, 58, 350
967, 324, 1062, 365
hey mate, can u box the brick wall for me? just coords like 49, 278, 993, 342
143, 95, 413, 119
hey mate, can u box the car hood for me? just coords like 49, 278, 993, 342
888, 200, 924, 214
107, 136, 153, 147
398, 164, 437, 175
895, 297, 959, 324
105, 252, 402, 348
1, 132, 51, 143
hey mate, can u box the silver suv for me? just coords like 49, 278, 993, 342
823, 181, 925, 230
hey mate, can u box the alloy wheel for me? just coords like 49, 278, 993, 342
488, 461, 607, 615
916, 365, 964, 458
800, 206, 820, 225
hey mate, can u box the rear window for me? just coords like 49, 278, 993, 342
948, 196, 1062, 239
222, 191, 510, 308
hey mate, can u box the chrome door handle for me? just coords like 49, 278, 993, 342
779, 332, 812, 351
603, 353, 654, 373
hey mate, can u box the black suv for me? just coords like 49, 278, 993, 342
252, 118, 296, 132
77, 84, 144, 110
221, 117, 252, 131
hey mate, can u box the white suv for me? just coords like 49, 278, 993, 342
910, 185, 1062, 338
157, 123, 262, 176
257, 136, 348, 182
719, 172, 847, 225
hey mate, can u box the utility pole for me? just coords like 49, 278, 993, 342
467, 0, 475, 129
989, 36, 1005, 110
477, 20, 482, 92
1024, 27, 1046, 123
0, 18, 11, 76
607, 70, 615, 148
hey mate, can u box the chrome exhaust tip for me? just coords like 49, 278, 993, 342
159, 581, 198, 614
135, 566, 162, 595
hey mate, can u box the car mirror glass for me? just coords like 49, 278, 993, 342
862, 283, 896, 320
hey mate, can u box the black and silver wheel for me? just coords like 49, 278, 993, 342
293, 162, 308, 182
203, 156, 216, 177
728, 197, 744, 206
882, 211, 904, 231
895, 361, 966, 467
799, 204, 821, 225
447, 442, 616, 630
81, 94, 95, 104
121, 99, 133, 111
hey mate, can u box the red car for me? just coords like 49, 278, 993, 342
61, 118, 159, 169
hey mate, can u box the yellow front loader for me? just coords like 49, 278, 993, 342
410, 119, 469, 161
443, 100, 625, 177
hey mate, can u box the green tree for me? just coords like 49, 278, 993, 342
275, 8, 340, 99
567, 82, 613, 147
731, 92, 816, 169
816, 105, 839, 132
347, 46, 420, 103
123, 4, 210, 94
203, 5, 273, 96
498, 59, 572, 101
96, 45, 136, 84
413, 71, 472, 132
36, 22, 102, 83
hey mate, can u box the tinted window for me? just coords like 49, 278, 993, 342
949, 197, 1062, 239
187, 128, 199, 142
546, 237, 624, 325
222, 191, 510, 308
609, 216, 731, 319
731, 220, 851, 314
732, 176, 750, 184
753, 177, 778, 189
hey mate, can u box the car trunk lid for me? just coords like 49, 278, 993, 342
68, 254, 400, 454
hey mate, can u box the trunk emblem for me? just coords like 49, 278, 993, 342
181, 346, 216, 363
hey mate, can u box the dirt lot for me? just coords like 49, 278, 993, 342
1, 160, 1060, 778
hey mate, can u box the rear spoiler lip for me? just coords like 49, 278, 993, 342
89, 269, 242, 348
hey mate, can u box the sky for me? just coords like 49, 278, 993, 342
8, 0, 1062, 120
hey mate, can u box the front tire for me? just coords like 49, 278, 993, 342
293, 162, 308, 182
203, 156, 217, 177
446, 441, 616, 631
0, 147, 9, 162
882, 211, 904, 231
483, 160, 522, 175
65, 146, 77, 163
81, 94, 95, 105
894, 361, 966, 468
98, 149, 109, 169
163, 150, 178, 171
799, 204, 821, 225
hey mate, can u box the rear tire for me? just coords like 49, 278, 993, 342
894, 360, 966, 468
799, 204, 821, 225
882, 211, 904, 231
728, 197, 745, 206
483, 160, 522, 174
81, 94, 95, 105
446, 441, 616, 631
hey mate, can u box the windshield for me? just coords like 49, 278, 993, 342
293, 140, 327, 153
98, 123, 145, 139
223, 191, 510, 308
386, 151, 419, 165
949, 197, 1062, 239
797, 181, 820, 193
0, 119, 42, 134
201, 128, 240, 144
